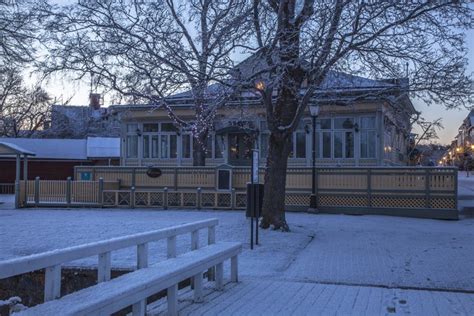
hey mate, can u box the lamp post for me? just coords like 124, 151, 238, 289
309, 104, 320, 211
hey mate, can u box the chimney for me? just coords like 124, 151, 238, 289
89, 93, 101, 110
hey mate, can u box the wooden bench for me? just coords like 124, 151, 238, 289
0, 218, 241, 316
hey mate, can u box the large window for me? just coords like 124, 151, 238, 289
182, 134, 192, 159
142, 123, 159, 158
289, 120, 307, 158
318, 118, 354, 159
360, 116, 376, 158
126, 124, 138, 158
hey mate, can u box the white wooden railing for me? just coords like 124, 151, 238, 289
0, 219, 219, 305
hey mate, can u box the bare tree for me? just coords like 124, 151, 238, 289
40, 0, 252, 165
0, 0, 40, 66
0, 67, 52, 138
248, 0, 473, 230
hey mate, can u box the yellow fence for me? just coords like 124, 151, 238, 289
19, 166, 458, 219
21, 179, 119, 207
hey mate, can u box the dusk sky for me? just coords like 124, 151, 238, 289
41, 8, 473, 146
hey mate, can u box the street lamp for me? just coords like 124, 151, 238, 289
309, 104, 320, 211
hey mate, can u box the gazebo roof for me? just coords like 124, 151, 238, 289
0, 142, 36, 156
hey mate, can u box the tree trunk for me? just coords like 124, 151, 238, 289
260, 131, 293, 231
193, 131, 207, 166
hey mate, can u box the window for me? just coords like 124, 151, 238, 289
322, 132, 331, 158
182, 134, 192, 159
215, 136, 223, 158
161, 123, 178, 132
289, 120, 307, 159
320, 119, 331, 129
160, 134, 177, 158
360, 116, 376, 158
127, 123, 138, 133
126, 135, 138, 158
143, 123, 158, 132
318, 117, 355, 159
142, 123, 159, 159
126, 123, 139, 158
295, 132, 306, 158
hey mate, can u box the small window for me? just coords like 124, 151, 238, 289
143, 123, 158, 132
334, 118, 353, 129
127, 123, 138, 133
126, 135, 138, 158
182, 134, 191, 159
215, 137, 223, 158
320, 119, 331, 129
322, 132, 331, 158
295, 132, 306, 158
206, 136, 213, 159
161, 123, 178, 132
143, 135, 150, 158
361, 117, 376, 129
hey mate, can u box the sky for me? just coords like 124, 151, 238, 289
40, 9, 473, 146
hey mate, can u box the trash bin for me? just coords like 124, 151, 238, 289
246, 183, 264, 218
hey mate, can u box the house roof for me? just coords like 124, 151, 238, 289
0, 138, 121, 160
0, 142, 36, 156
86, 137, 121, 158
0, 138, 88, 160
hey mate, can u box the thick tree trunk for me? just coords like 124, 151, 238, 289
261, 131, 293, 231
193, 131, 207, 166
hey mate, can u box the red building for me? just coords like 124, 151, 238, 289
0, 137, 120, 184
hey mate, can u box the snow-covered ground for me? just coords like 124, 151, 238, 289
1, 206, 473, 292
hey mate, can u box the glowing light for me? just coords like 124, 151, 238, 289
255, 81, 265, 91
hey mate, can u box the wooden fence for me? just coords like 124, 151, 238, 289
0, 183, 14, 194
20, 178, 119, 207
19, 166, 458, 219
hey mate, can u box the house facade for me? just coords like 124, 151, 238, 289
113, 73, 416, 168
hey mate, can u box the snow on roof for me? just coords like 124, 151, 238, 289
0, 138, 87, 160
86, 137, 120, 158
0, 142, 36, 156
0, 138, 121, 160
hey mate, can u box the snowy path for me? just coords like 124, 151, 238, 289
2, 207, 474, 314
283, 215, 474, 291
148, 279, 474, 316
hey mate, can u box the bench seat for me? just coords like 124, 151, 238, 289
16, 242, 241, 316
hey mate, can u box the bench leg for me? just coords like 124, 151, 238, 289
167, 284, 178, 316
132, 300, 146, 316
216, 262, 224, 290
193, 273, 203, 303
231, 256, 238, 283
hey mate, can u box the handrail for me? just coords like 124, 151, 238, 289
0, 218, 218, 279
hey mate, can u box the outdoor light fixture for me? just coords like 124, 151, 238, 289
255, 81, 265, 91
136, 128, 142, 136
309, 104, 320, 117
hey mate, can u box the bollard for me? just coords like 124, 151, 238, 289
131, 186, 135, 209
197, 187, 202, 210
34, 177, 40, 207
98, 177, 104, 207
66, 177, 72, 207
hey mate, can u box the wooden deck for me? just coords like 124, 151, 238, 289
148, 278, 474, 315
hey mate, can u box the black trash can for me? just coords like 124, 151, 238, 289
246, 183, 264, 218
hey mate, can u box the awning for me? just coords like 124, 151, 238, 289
0, 142, 36, 156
